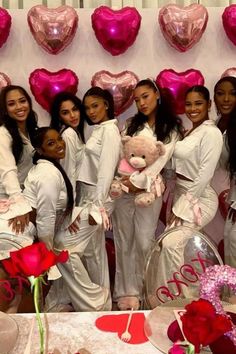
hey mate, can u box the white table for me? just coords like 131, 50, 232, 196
10, 311, 162, 354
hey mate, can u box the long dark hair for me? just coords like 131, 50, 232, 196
50, 91, 85, 143
126, 79, 181, 142
214, 77, 236, 177
31, 127, 74, 212
0, 85, 38, 164
83, 86, 114, 124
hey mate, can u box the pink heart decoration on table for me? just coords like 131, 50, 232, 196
29, 68, 78, 111
158, 4, 208, 52
221, 67, 236, 78
0, 8, 11, 49
95, 313, 148, 344
156, 69, 204, 114
27, 5, 78, 55
91, 70, 139, 116
91, 6, 141, 56
0, 72, 11, 90
222, 5, 236, 46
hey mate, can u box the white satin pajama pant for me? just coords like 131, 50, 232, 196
224, 211, 236, 268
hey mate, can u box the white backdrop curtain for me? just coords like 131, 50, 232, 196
0, 0, 236, 9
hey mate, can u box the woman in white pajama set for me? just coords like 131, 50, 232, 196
24, 127, 110, 312
112, 79, 181, 310
214, 76, 236, 268
76, 87, 121, 294
0, 85, 38, 311
157, 85, 223, 300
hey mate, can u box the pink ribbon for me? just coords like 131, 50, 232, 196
0, 199, 13, 213
154, 175, 165, 197
100, 208, 110, 231
185, 192, 202, 226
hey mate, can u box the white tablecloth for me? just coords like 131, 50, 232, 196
10, 311, 161, 354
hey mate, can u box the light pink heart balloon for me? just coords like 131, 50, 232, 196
221, 68, 236, 78
27, 5, 78, 55
91, 6, 141, 56
156, 69, 205, 114
0, 72, 10, 91
0, 7, 11, 48
91, 70, 139, 116
222, 5, 236, 46
159, 4, 208, 52
29, 68, 78, 111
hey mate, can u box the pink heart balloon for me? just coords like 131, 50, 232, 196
0, 8, 11, 49
91, 6, 141, 56
222, 5, 236, 46
159, 4, 208, 52
156, 69, 205, 114
27, 5, 78, 55
29, 68, 78, 111
221, 67, 236, 78
91, 70, 139, 116
0, 72, 10, 91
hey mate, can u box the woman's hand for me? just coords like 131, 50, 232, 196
8, 213, 29, 234
121, 176, 144, 194
167, 212, 183, 228
228, 207, 236, 224
68, 215, 80, 234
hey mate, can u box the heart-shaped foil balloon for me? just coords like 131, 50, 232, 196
0, 72, 10, 91
91, 70, 139, 116
27, 5, 78, 55
29, 68, 78, 111
156, 69, 205, 114
0, 8, 11, 49
222, 5, 236, 46
221, 67, 236, 78
159, 4, 208, 52
91, 6, 141, 56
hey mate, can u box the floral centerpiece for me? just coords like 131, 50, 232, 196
1, 242, 69, 354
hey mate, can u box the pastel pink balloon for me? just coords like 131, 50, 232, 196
156, 69, 205, 114
221, 67, 236, 78
91, 70, 139, 116
27, 5, 78, 55
222, 5, 236, 46
159, 4, 208, 52
0, 8, 11, 49
29, 68, 78, 111
91, 6, 141, 56
0, 72, 10, 90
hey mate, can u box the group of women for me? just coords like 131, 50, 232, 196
0, 76, 235, 313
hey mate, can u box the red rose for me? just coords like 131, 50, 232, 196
181, 299, 232, 353
2, 242, 68, 277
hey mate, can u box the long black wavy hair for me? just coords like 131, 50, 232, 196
214, 77, 236, 178
126, 79, 182, 142
0, 85, 38, 164
50, 91, 85, 143
31, 127, 74, 212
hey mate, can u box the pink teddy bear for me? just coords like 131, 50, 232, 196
110, 135, 166, 207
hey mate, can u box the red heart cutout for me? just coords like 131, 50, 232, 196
29, 68, 78, 112
91, 6, 141, 56
0, 7, 11, 48
27, 5, 78, 55
91, 70, 139, 116
159, 4, 208, 52
95, 313, 148, 344
156, 69, 204, 114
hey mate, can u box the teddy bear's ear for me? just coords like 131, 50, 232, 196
155, 141, 166, 156
121, 136, 131, 145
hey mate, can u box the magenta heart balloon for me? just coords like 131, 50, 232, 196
222, 5, 236, 46
221, 68, 236, 78
27, 5, 78, 55
0, 72, 10, 90
91, 70, 139, 116
29, 68, 78, 111
159, 4, 208, 52
91, 6, 141, 56
156, 69, 205, 114
0, 8, 11, 49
